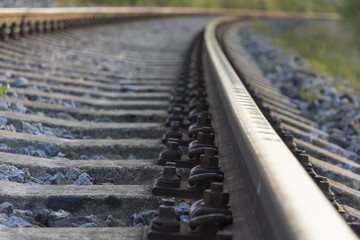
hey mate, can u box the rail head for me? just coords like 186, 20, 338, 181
0, 7, 340, 26
204, 17, 357, 240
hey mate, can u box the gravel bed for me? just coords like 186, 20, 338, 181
0, 161, 93, 186
0, 201, 127, 228
0, 116, 86, 139
0, 0, 57, 8
0, 15, 213, 229
0, 0, 103, 8
0, 200, 190, 228
239, 23, 360, 162
7, 77, 110, 110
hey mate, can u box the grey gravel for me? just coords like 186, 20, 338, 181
0, 164, 25, 183
0, 0, 57, 8
65, 168, 82, 181
0, 161, 97, 186
0, 213, 9, 225
74, 173, 93, 186
0, 203, 128, 228
239, 22, 360, 162
48, 209, 71, 227
131, 210, 156, 226
131, 201, 190, 226
11, 77, 28, 88
0, 202, 14, 215
5, 216, 32, 227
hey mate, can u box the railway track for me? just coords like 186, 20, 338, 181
0, 7, 357, 240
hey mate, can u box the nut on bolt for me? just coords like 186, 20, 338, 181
203, 182, 230, 208
188, 112, 212, 138
166, 106, 184, 126
188, 127, 218, 160
159, 139, 182, 162
150, 204, 180, 233
163, 121, 182, 143
281, 132, 297, 151
200, 148, 218, 168
157, 163, 180, 188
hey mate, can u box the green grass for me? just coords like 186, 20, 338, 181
250, 20, 360, 92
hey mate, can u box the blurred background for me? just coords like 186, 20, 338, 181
38, 0, 359, 90
45, 0, 341, 12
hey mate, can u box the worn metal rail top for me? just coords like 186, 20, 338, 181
204, 17, 357, 239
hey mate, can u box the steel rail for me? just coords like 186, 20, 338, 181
0, 7, 339, 26
204, 17, 357, 240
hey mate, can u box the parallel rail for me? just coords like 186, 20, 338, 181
0, 7, 338, 37
0, 7, 339, 24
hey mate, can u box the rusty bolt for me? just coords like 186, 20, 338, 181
200, 148, 219, 168
282, 133, 297, 151
298, 153, 313, 168
314, 176, 335, 201
197, 127, 215, 145
196, 112, 212, 126
203, 182, 229, 208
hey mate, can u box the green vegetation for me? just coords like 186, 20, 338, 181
250, 21, 360, 92
46, 0, 341, 12
0, 83, 9, 97
340, 0, 360, 45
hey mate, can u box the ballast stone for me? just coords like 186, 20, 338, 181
0, 164, 25, 183
11, 77, 28, 88
0, 202, 14, 215
5, 216, 32, 227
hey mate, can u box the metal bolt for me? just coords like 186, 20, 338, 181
197, 128, 215, 145
211, 182, 224, 192
197, 112, 212, 125
151, 205, 180, 233
163, 166, 176, 177
314, 176, 335, 201
157, 164, 180, 188
297, 153, 312, 167
170, 121, 180, 131
282, 133, 297, 151
163, 122, 182, 143
204, 148, 217, 156
200, 150, 218, 168
203, 182, 229, 208
169, 141, 179, 150
159, 140, 182, 161
262, 106, 272, 120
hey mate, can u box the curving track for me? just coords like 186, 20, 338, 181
0, 7, 357, 240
